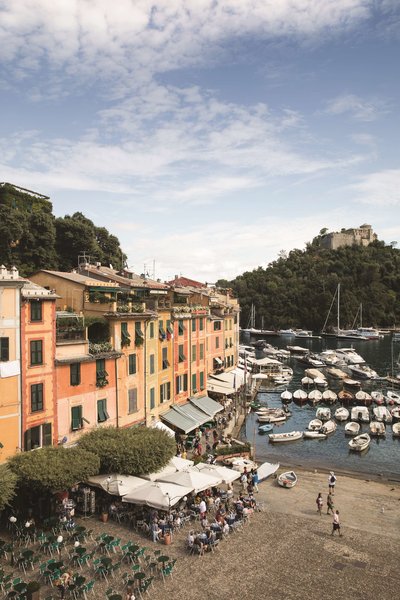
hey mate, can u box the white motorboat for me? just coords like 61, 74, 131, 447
348, 433, 371, 451
269, 431, 303, 443
336, 347, 366, 365
303, 430, 327, 440
224, 457, 257, 473
280, 389, 293, 402
326, 367, 348, 380
348, 364, 379, 379
293, 389, 308, 402
277, 471, 298, 488
257, 462, 280, 482
301, 376, 314, 387
350, 406, 370, 422
279, 329, 295, 336
314, 377, 329, 388
308, 389, 323, 405
386, 390, 400, 405
320, 419, 336, 435
258, 414, 287, 423
255, 407, 282, 415
392, 423, 400, 437
372, 406, 392, 423
344, 378, 362, 389
369, 421, 386, 437
334, 407, 349, 421
304, 368, 326, 381
391, 407, 400, 420
322, 389, 338, 404
355, 390, 372, 404
287, 345, 309, 355
316, 407, 331, 421
315, 350, 344, 367
308, 418, 323, 431
371, 391, 385, 405
345, 421, 360, 436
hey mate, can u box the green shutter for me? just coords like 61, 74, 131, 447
24, 428, 32, 451
184, 373, 188, 391
200, 371, 204, 389
43, 423, 52, 446
71, 406, 82, 430
97, 399, 108, 423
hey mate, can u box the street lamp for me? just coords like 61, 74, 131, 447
9, 516, 17, 565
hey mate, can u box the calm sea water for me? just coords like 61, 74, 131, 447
243, 334, 400, 479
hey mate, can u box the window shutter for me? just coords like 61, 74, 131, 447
43, 423, 52, 446
24, 428, 32, 451
71, 406, 82, 430
184, 373, 188, 391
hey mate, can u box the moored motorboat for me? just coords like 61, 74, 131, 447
224, 457, 258, 472
258, 414, 287, 423
371, 391, 385, 405
386, 390, 400, 405
258, 423, 274, 433
301, 376, 314, 387
308, 389, 323, 405
338, 390, 354, 403
334, 406, 349, 421
269, 431, 303, 443
322, 389, 338, 404
355, 390, 372, 406
348, 432, 371, 451
308, 418, 323, 431
314, 377, 329, 388
351, 406, 370, 422
280, 389, 293, 403
392, 422, 400, 437
345, 421, 360, 436
316, 407, 331, 421
344, 378, 362, 389
304, 368, 326, 381
293, 389, 308, 402
372, 406, 392, 423
277, 471, 298, 488
320, 419, 336, 435
391, 407, 400, 421
326, 367, 348, 380
348, 364, 379, 379
303, 430, 327, 440
369, 421, 386, 437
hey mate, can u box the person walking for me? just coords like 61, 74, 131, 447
328, 471, 337, 494
316, 493, 323, 516
326, 491, 334, 515
331, 510, 342, 536
252, 470, 259, 493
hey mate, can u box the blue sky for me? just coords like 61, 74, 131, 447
0, 1, 399, 282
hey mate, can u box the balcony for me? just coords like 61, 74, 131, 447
56, 313, 85, 344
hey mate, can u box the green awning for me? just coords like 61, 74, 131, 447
161, 407, 198, 434
189, 395, 224, 417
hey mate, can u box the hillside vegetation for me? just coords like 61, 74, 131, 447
218, 237, 400, 331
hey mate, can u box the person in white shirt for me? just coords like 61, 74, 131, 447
199, 499, 207, 518
331, 510, 342, 536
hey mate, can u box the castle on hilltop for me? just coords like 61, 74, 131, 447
320, 224, 377, 250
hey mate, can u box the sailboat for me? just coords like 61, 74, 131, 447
241, 304, 279, 336
322, 285, 378, 340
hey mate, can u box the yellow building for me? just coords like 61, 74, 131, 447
0, 266, 24, 461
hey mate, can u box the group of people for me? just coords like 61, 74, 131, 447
240, 467, 259, 494
315, 471, 342, 536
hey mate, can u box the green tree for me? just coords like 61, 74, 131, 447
78, 427, 176, 475
8, 447, 100, 491
0, 464, 18, 512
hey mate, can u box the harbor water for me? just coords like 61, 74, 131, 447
243, 334, 400, 479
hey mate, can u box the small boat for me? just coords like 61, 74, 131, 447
351, 406, 370, 422
348, 433, 371, 452
316, 407, 331, 421
348, 364, 379, 379
320, 419, 336, 435
301, 376, 314, 387
287, 345, 309, 355
345, 421, 360, 436
303, 430, 327, 440
258, 414, 287, 423
336, 348, 366, 365
258, 424, 273, 433
372, 406, 392, 423
257, 461, 280, 481
269, 431, 303, 443
308, 418, 323, 431
304, 368, 326, 381
371, 391, 385, 405
338, 390, 354, 403
391, 407, 400, 421
308, 389, 323, 405
293, 389, 308, 402
314, 377, 328, 388
280, 389, 293, 403
369, 421, 386, 437
224, 457, 257, 472
277, 471, 298, 488
344, 378, 362, 389
392, 423, 400, 437
326, 367, 348, 380
334, 407, 349, 421
355, 390, 372, 405
386, 390, 400, 405
322, 389, 338, 404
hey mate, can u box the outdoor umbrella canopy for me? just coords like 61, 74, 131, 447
142, 456, 194, 481
151, 420, 175, 438
156, 468, 222, 493
169, 456, 194, 470
86, 474, 148, 496
122, 481, 193, 510
194, 463, 241, 484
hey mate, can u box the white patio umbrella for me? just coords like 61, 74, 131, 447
122, 481, 193, 510
194, 463, 241, 484
156, 468, 222, 493
151, 421, 175, 438
169, 456, 194, 470
86, 474, 148, 496
142, 456, 194, 481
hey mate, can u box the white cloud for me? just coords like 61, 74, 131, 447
351, 169, 400, 206
325, 94, 388, 121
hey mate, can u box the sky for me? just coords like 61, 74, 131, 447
0, 0, 399, 283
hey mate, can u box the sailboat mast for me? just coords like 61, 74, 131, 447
337, 283, 340, 332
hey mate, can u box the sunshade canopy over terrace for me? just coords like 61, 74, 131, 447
161, 402, 211, 433
122, 481, 193, 510
142, 456, 194, 482
86, 474, 147, 496
194, 463, 241, 484
189, 395, 224, 416
156, 468, 222, 493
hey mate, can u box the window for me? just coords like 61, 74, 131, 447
128, 353, 137, 375
162, 347, 169, 369
214, 321, 222, 331
30, 340, 43, 366
199, 343, 204, 360
176, 374, 188, 393
160, 382, 171, 403
199, 317, 204, 331
178, 320, 185, 335
96, 358, 108, 387
149, 322, 154, 338
97, 399, 109, 423
150, 387, 155, 410
178, 344, 185, 363
135, 321, 144, 346
121, 322, 131, 348
24, 423, 52, 451
191, 319, 196, 332
71, 405, 83, 431
159, 320, 166, 340
192, 344, 196, 362
149, 353, 155, 374
0, 337, 9, 362
216, 337, 220, 349
70, 363, 81, 386
30, 300, 42, 322
31, 383, 44, 412
128, 388, 138, 413
166, 321, 174, 336
200, 371, 205, 390
192, 373, 197, 392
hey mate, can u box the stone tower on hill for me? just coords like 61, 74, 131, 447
320, 224, 377, 250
